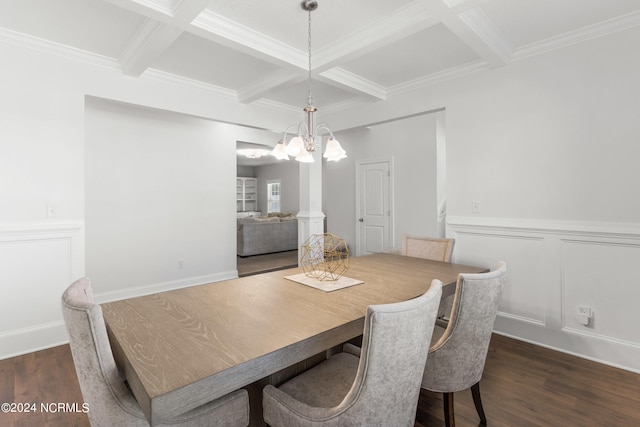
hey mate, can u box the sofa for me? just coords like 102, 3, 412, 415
237, 214, 298, 256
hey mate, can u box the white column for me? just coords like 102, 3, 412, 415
297, 149, 325, 263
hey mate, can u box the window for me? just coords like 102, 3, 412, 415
267, 181, 281, 213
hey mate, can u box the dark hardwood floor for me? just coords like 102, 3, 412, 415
237, 250, 298, 277
0, 345, 88, 426
416, 335, 640, 427
1, 334, 638, 426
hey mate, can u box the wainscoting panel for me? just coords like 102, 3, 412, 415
561, 239, 640, 343
0, 223, 83, 359
447, 217, 640, 373
452, 231, 545, 324
0, 222, 243, 360
1, 238, 70, 330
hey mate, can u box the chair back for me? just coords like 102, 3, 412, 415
401, 235, 455, 262
422, 262, 507, 393
340, 280, 442, 426
61, 278, 149, 426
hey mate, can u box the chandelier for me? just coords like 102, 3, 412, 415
271, 0, 346, 163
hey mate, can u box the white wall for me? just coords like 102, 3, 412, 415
85, 98, 238, 299
0, 34, 290, 359
237, 165, 255, 178
324, 113, 439, 253
323, 26, 640, 372
255, 161, 300, 215
3, 17, 640, 373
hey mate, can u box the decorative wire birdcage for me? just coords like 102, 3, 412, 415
300, 233, 349, 281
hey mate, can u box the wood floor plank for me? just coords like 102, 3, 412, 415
1, 334, 639, 427
0, 356, 16, 427
36, 345, 88, 426
414, 334, 640, 427
1, 346, 89, 427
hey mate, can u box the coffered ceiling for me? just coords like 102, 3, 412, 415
2, 0, 639, 117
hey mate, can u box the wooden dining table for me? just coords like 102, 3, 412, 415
101, 252, 488, 426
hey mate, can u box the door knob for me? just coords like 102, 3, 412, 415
358, 218, 364, 222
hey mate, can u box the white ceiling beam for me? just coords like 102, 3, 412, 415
312, 1, 438, 72
191, 10, 391, 102
119, 19, 181, 76
101, 0, 174, 22
190, 10, 307, 70
190, 0, 510, 103
190, 10, 311, 103
237, 69, 306, 104
441, 7, 512, 67
318, 68, 386, 101
112, 0, 513, 102
231, 1, 436, 103
308, 1, 448, 101
117, 0, 210, 76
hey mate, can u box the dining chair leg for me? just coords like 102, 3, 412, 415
471, 381, 487, 425
443, 392, 455, 427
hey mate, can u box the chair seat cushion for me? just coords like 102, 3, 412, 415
277, 352, 359, 408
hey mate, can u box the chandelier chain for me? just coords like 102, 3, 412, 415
307, 7, 313, 107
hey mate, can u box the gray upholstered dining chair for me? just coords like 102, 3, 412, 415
421, 261, 507, 427
61, 277, 250, 427
401, 235, 455, 262
262, 279, 443, 427
401, 234, 456, 321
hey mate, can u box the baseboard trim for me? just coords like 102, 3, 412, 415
0, 271, 238, 360
95, 271, 239, 304
495, 306, 640, 375
0, 321, 68, 360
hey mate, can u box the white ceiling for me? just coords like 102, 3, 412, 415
2, 0, 640, 165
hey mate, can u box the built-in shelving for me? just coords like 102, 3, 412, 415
237, 177, 258, 213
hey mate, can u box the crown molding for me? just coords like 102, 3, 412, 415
237, 69, 303, 104
191, 10, 306, 70
387, 60, 489, 96
385, 10, 640, 98
143, 68, 237, 98
252, 98, 301, 114
513, 9, 640, 62
319, 67, 386, 100
0, 27, 118, 70
318, 96, 370, 117
4, 5, 640, 118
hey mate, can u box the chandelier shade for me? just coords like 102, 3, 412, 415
286, 136, 306, 157
271, 140, 289, 160
323, 137, 347, 161
271, 0, 346, 163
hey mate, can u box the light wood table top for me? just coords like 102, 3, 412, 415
102, 253, 487, 425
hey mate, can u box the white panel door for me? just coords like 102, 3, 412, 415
356, 160, 391, 255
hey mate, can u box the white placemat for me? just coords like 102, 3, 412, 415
284, 273, 364, 292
